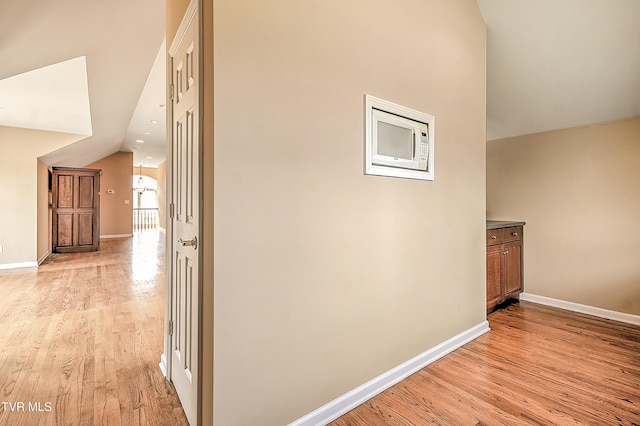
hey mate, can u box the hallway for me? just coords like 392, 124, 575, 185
0, 232, 188, 425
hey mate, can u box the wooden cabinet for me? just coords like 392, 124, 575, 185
51, 167, 101, 253
486, 222, 524, 313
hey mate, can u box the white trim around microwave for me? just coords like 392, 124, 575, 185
364, 94, 435, 181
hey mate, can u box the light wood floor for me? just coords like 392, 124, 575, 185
331, 301, 640, 425
0, 231, 188, 425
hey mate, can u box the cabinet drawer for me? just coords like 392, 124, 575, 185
503, 226, 523, 242
486, 229, 504, 245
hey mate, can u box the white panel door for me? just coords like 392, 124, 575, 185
168, 3, 200, 425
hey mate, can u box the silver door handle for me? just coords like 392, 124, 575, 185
178, 236, 197, 249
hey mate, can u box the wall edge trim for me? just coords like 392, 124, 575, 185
520, 293, 640, 326
0, 261, 38, 270
288, 320, 491, 426
38, 250, 52, 265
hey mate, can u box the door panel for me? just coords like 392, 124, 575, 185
168, 4, 200, 425
486, 244, 503, 311
57, 175, 74, 208
78, 176, 94, 208
503, 241, 523, 297
78, 213, 94, 246
56, 213, 74, 247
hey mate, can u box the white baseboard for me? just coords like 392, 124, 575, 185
288, 320, 490, 426
100, 234, 133, 239
159, 353, 168, 378
158, 226, 166, 233
38, 250, 51, 265
0, 261, 38, 270
520, 293, 640, 326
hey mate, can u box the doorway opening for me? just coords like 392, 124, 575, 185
133, 171, 160, 232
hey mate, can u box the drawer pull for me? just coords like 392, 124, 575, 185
502, 251, 509, 255
491, 236, 497, 239
512, 232, 518, 236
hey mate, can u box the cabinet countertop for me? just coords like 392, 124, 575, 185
486, 220, 526, 230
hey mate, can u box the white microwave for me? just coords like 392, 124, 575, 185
365, 95, 435, 181
372, 108, 429, 171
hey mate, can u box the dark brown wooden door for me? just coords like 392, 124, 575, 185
51, 167, 101, 253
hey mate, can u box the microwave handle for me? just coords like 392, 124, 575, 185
412, 129, 416, 159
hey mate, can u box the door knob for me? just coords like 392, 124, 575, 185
178, 236, 197, 249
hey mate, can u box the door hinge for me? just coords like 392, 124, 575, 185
169, 203, 175, 219
169, 84, 175, 101
168, 319, 174, 336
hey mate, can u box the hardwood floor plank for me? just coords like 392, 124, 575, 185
430, 348, 606, 424
0, 232, 188, 426
388, 371, 530, 425
331, 301, 640, 425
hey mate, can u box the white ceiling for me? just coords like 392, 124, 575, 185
478, 0, 640, 141
120, 39, 168, 168
0, 0, 166, 168
1, 0, 638, 163
0, 56, 92, 135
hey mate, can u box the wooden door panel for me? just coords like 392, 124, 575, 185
503, 241, 523, 297
57, 175, 74, 208
78, 176, 94, 208
486, 245, 503, 311
56, 213, 74, 247
78, 213, 94, 246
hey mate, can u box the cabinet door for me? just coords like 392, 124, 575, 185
486, 244, 503, 311
503, 241, 522, 297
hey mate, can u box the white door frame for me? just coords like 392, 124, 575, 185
159, 0, 203, 424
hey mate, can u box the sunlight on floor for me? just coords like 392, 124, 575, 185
131, 229, 165, 293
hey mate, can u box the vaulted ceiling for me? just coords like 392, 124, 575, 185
1, 0, 638, 166
478, 0, 640, 140
0, 0, 165, 167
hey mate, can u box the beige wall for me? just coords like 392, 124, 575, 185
487, 117, 640, 315
86, 152, 134, 237
213, 1, 487, 424
0, 126, 85, 267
